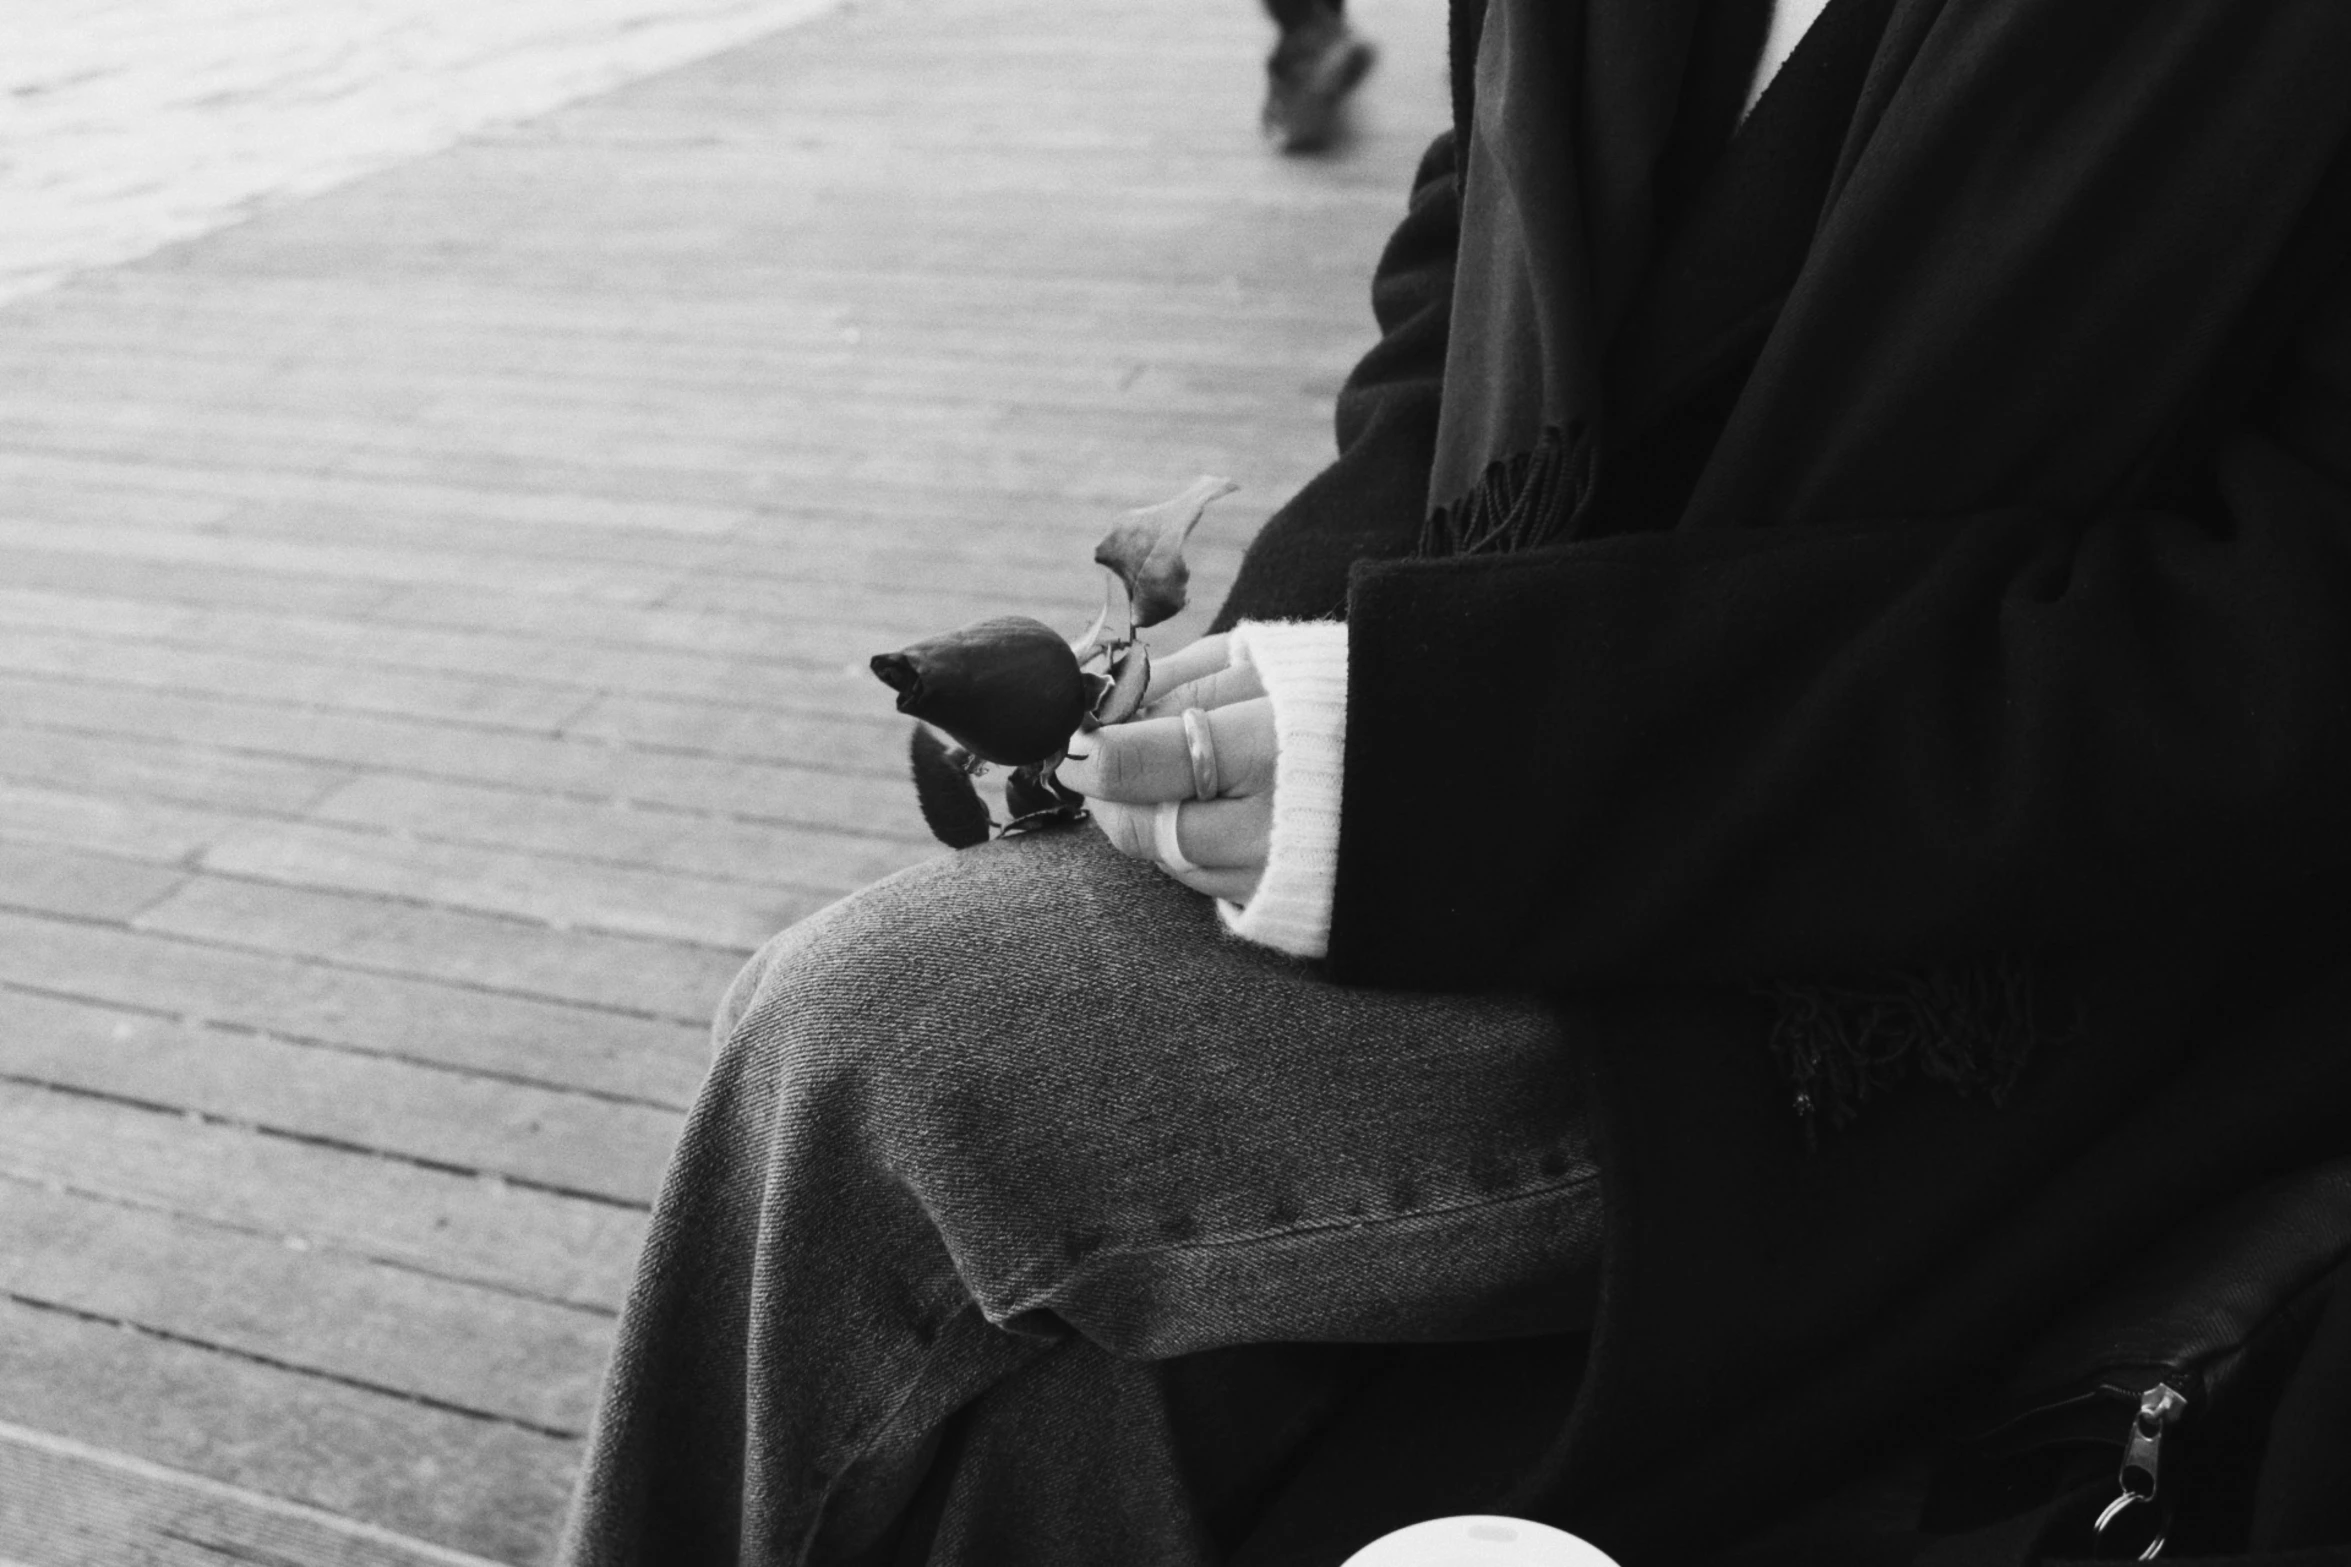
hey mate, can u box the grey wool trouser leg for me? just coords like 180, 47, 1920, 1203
559, 827, 1603, 1567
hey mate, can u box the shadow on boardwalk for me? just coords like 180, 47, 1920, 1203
0, 0, 1443, 1560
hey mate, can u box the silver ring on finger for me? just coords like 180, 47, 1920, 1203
1153, 800, 1202, 875
1180, 707, 1222, 801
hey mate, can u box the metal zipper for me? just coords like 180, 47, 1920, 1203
2092, 1382, 2188, 1560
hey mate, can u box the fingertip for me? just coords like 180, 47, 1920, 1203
1141, 632, 1231, 705
1086, 796, 1149, 859
1053, 734, 1093, 792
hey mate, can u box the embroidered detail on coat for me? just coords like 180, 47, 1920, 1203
1757, 954, 2068, 1148
1416, 425, 1595, 558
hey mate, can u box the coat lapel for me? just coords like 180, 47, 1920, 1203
1604, 0, 1906, 447
1821, 0, 1954, 215
1684, 0, 2351, 533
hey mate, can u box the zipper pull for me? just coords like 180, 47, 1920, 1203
2093, 1382, 2187, 1560
2122, 1382, 2188, 1500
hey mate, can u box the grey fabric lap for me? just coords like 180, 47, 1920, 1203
563, 827, 1602, 1565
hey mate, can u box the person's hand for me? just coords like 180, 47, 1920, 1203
1054, 633, 1276, 902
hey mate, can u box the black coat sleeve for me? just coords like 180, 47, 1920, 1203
1328, 251, 2351, 992
1209, 132, 1461, 630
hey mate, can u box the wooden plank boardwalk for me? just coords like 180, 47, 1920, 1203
0, 0, 1443, 1560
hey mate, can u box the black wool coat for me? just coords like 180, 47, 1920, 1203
1212, 0, 2351, 1559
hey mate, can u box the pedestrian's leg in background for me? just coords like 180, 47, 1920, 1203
1258, 0, 1376, 154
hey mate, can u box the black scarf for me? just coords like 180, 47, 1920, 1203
1420, 0, 1892, 555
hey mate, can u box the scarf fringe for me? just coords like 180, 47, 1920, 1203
1757, 955, 2062, 1148
1416, 426, 1595, 557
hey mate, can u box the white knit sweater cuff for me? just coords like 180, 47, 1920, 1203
1216, 619, 1348, 959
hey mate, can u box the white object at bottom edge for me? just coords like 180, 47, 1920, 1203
1339, 1514, 1622, 1567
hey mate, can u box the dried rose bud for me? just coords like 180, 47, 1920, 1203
870, 615, 1088, 766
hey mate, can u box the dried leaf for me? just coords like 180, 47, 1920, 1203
908, 725, 995, 849
1003, 763, 1087, 832
1092, 643, 1152, 727
1093, 475, 1238, 630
